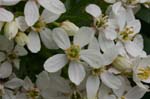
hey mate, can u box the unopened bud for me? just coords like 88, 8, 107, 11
4, 21, 18, 40
15, 32, 29, 46
112, 56, 132, 72
61, 20, 79, 36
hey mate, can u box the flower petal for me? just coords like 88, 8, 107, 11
86, 76, 100, 99
41, 9, 60, 23
98, 32, 115, 52
44, 54, 68, 72
88, 37, 100, 51
68, 61, 86, 85
85, 4, 101, 18
73, 27, 95, 48
40, 28, 58, 49
27, 31, 41, 53
14, 45, 28, 56
125, 86, 147, 99
0, 62, 12, 79
101, 71, 121, 89
53, 28, 70, 50
0, 8, 14, 22
5, 78, 23, 89
0, 52, 6, 62
1, 0, 21, 5
24, 0, 39, 26
37, 0, 66, 14
80, 49, 104, 68
15, 16, 29, 32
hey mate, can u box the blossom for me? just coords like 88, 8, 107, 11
44, 27, 103, 85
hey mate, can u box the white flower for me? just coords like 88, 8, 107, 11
44, 27, 103, 85
24, 0, 66, 26
86, 37, 121, 99
113, 77, 147, 99
0, 77, 23, 99
26, 9, 62, 53
0, 36, 28, 78
133, 56, 150, 89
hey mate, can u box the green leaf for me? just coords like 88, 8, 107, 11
136, 6, 150, 24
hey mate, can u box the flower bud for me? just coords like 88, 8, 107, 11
4, 21, 18, 40
112, 56, 132, 72
15, 32, 29, 46
61, 20, 79, 36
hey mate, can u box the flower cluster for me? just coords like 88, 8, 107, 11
0, 0, 150, 99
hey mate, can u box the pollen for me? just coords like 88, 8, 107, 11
120, 26, 134, 41
121, 96, 126, 99
137, 67, 150, 80
95, 14, 108, 29
65, 45, 80, 61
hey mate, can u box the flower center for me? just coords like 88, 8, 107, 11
33, 20, 46, 32
121, 96, 126, 99
125, 0, 138, 5
92, 68, 105, 76
27, 88, 40, 99
65, 45, 80, 61
120, 26, 134, 41
95, 15, 108, 29
137, 67, 150, 80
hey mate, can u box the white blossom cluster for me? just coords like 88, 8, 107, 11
0, 0, 150, 99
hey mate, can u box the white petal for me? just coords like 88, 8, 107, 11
104, 27, 117, 40
126, 8, 135, 22
13, 59, 20, 70
37, 0, 66, 14
68, 61, 86, 85
44, 54, 68, 72
116, 41, 128, 57
41, 9, 60, 23
39, 28, 58, 49
127, 19, 141, 33
23, 77, 34, 90
0, 52, 6, 62
104, 0, 116, 3
36, 71, 50, 90
85, 4, 101, 18
98, 32, 115, 52
49, 74, 71, 93
0, 35, 14, 51
125, 41, 143, 57
24, 1, 39, 26
5, 78, 23, 89
15, 16, 29, 31
27, 31, 41, 53
86, 76, 100, 99
103, 46, 118, 65
125, 86, 147, 99
101, 71, 121, 89
53, 28, 70, 50
88, 37, 100, 51
1, 0, 21, 5
112, 2, 126, 30
0, 62, 12, 78
80, 49, 104, 68
73, 27, 95, 48
14, 45, 28, 56
0, 8, 14, 22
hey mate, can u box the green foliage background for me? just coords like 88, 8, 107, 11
12, 0, 150, 98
